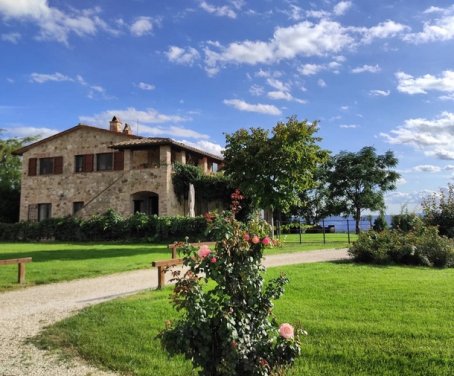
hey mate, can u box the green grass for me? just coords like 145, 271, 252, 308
34, 262, 454, 376
0, 242, 170, 291
0, 235, 353, 291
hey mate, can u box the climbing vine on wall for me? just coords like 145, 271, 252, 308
172, 163, 231, 204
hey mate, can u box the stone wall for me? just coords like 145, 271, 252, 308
19, 126, 185, 221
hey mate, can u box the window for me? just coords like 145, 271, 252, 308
96, 152, 124, 171
38, 157, 63, 175
210, 162, 219, 173
73, 201, 84, 215
28, 158, 37, 176
38, 203, 52, 221
148, 147, 160, 168
75, 154, 94, 173
96, 153, 113, 171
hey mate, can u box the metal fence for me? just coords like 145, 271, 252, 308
275, 218, 373, 244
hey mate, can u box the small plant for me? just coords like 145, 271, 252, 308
159, 206, 305, 375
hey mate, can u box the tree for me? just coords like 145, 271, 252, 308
326, 146, 400, 234
295, 163, 331, 224
0, 132, 36, 222
223, 116, 328, 220
421, 183, 454, 238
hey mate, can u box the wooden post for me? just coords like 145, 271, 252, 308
18, 262, 26, 284
158, 266, 165, 289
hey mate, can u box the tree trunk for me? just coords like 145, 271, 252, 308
355, 208, 361, 234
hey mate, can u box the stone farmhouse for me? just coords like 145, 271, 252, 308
13, 117, 223, 222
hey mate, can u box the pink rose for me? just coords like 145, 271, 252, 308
210, 257, 217, 263
251, 235, 260, 244
197, 245, 211, 259
262, 236, 271, 246
243, 233, 250, 241
279, 323, 294, 339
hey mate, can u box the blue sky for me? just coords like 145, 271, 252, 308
1, 0, 454, 214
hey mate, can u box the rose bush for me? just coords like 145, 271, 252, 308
160, 209, 304, 375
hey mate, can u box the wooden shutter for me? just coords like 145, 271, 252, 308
28, 204, 38, 221
113, 151, 124, 171
84, 154, 94, 172
54, 156, 63, 174
28, 158, 37, 176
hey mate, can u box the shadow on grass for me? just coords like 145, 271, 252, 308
0, 244, 168, 263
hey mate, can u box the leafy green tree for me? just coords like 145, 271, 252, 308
326, 146, 400, 234
0, 132, 36, 222
223, 116, 328, 221
421, 183, 454, 238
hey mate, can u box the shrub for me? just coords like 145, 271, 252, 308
159, 211, 305, 375
0, 210, 210, 242
372, 212, 388, 232
349, 225, 454, 268
422, 183, 454, 238
391, 212, 421, 232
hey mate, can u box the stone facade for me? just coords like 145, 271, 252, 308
15, 121, 223, 221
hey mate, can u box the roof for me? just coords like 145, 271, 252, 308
12, 124, 141, 155
110, 138, 224, 162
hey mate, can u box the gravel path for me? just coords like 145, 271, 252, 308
0, 248, 349, 376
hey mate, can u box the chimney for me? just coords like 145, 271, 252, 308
123, 123, 132, 135
109, 116, 122, 132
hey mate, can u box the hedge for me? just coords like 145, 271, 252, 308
0, 210, 210, 242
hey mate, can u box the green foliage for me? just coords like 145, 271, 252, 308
372, 212, 388, 232
0, 133, 38, 222
0, 210, 210, 242
349, 224, 454, 267
421, 183, 454, 238
223, 116, 328, 214
172, 163, 203, 202
391, 212, 421, 232
160, 212, 304, 375
326, 146, 400, 234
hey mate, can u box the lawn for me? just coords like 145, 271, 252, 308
0, 235, 353, 291
34, 262, 454, 376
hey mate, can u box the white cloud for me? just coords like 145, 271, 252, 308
223, 99, 281, 115
351, 64, 381, 73
369, 89, 390, 96
340, 105, 349, 110
317, 78, 327, 87
138, 125, 210, 140
339, 124, 358, 128
1, 32, 21, 43
333, 1, 352, 16
305, 10, 331, 19
199, 1, 237, 18
204, 19, 354, 71
396, 70, 454, 95
298, 61, 342, 76
0, 0, 112, 44
166, 46, 200, 65
299, 63, 324, 76
423, 6, 444, 14
2, 125, 59, 139
29, 72, 109, 99
404, 5, 454, 43
359, 20, 409, 44
80, 107, 188, 127
267, 90, 306, 104
266, 78, 289, 92
180, 139, 224, 157
137, 82, 155, 91
444, 165, 454, 171
412, 164, 441, 173
30, 72, 73, 83
440, 93, 454, 101
249, 84, 264, 96
130, 16, 153, 37
381, 111, 454, 160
